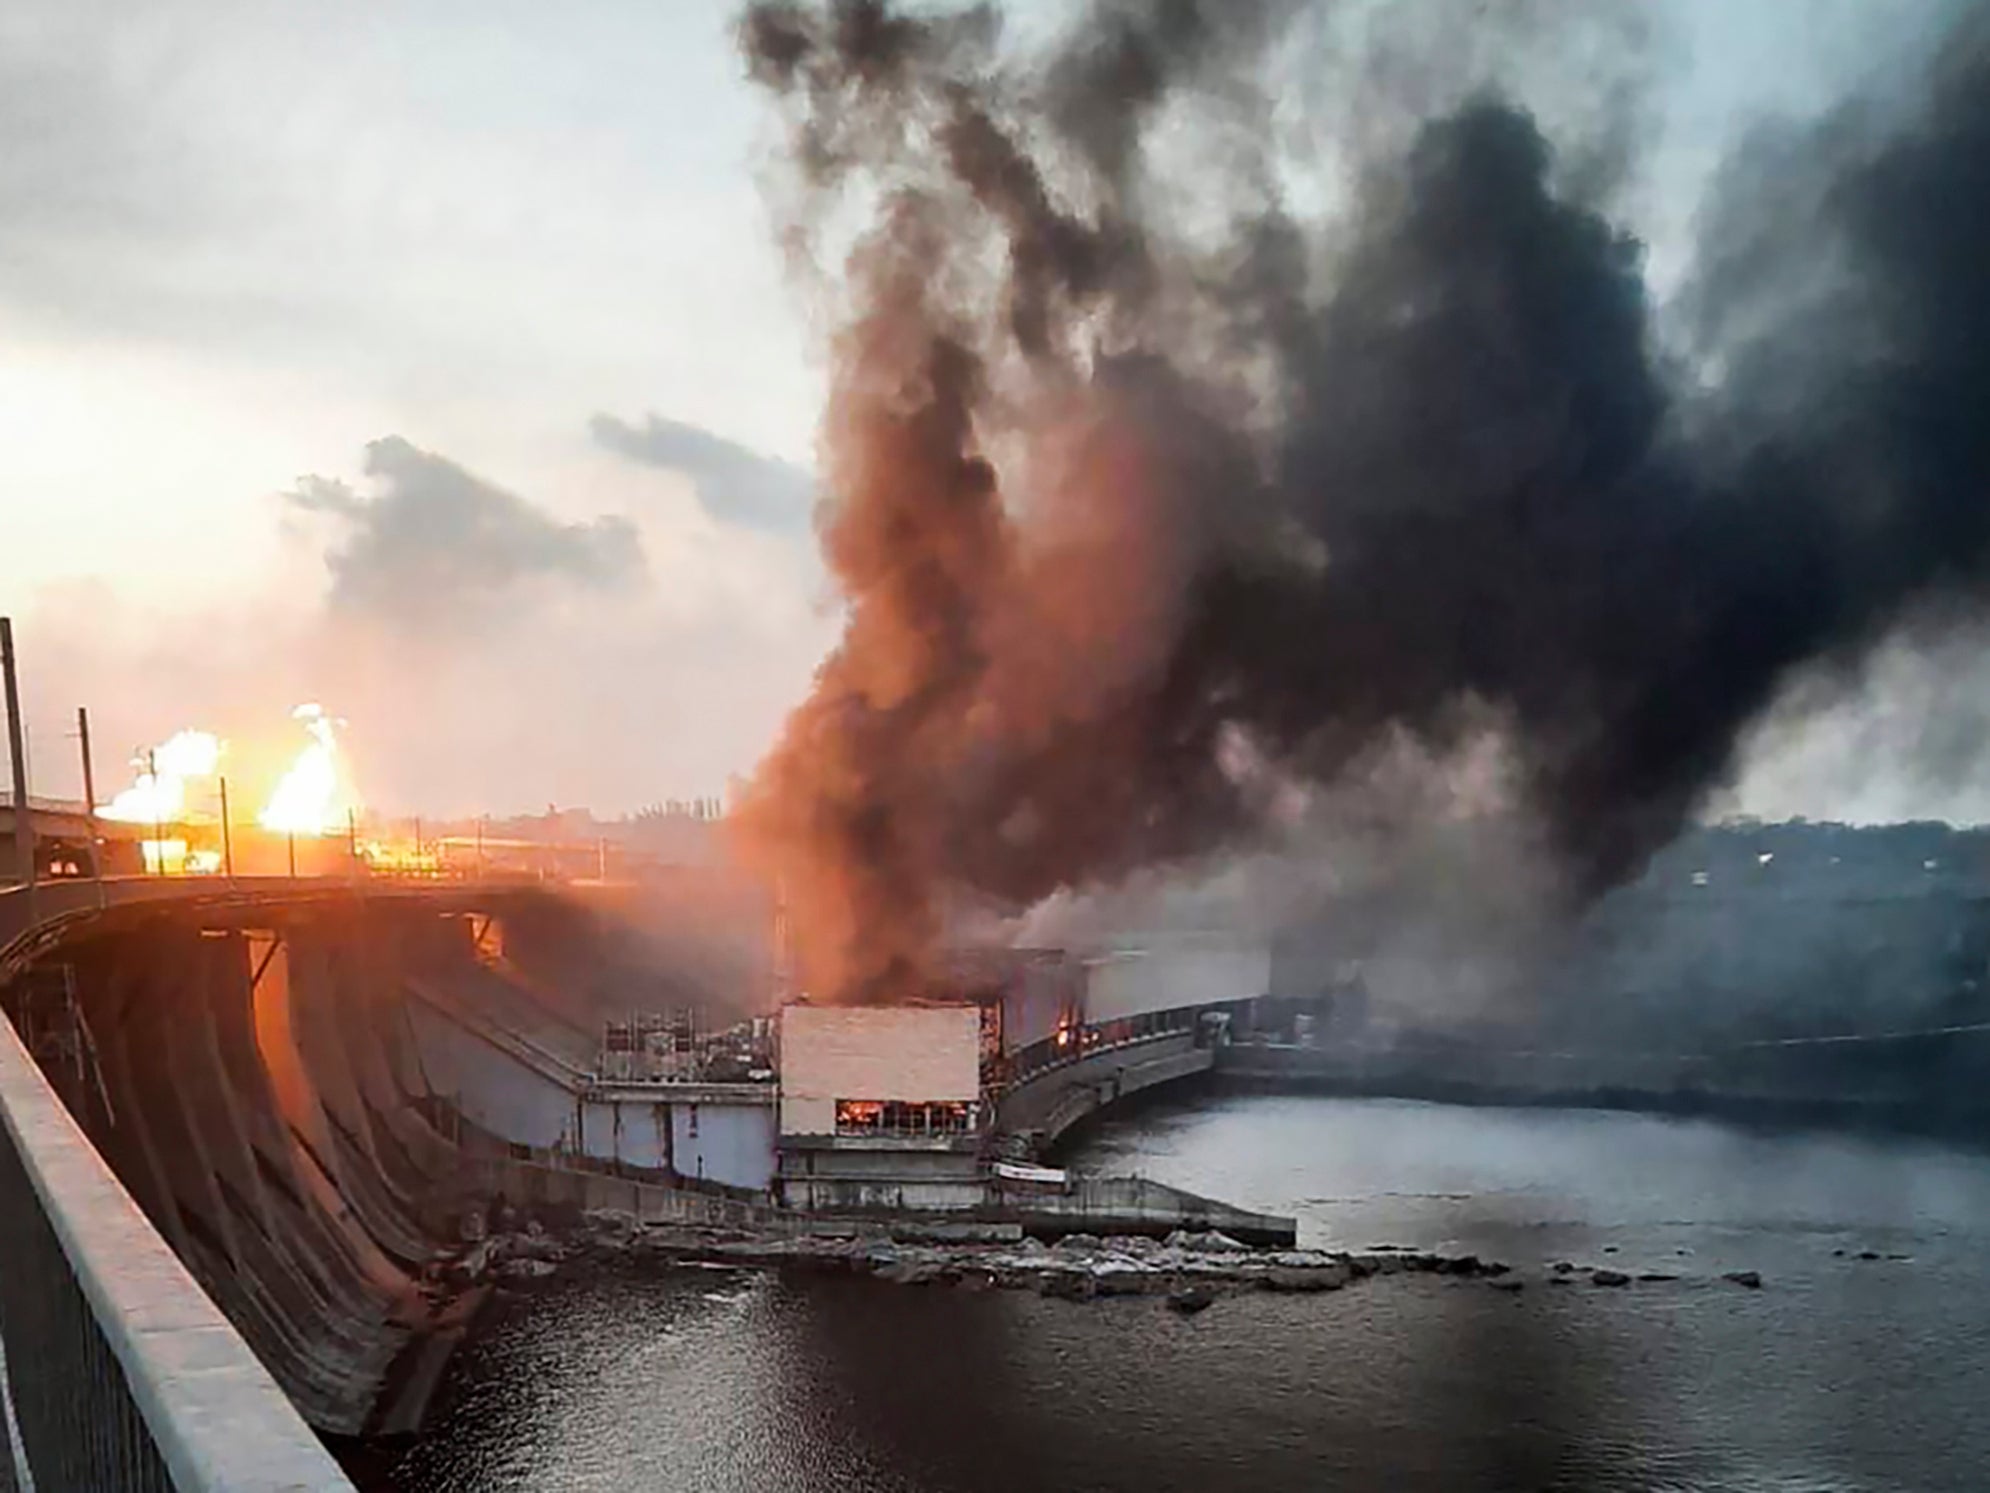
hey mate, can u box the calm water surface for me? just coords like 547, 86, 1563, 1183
363, 1095, 1990, 1492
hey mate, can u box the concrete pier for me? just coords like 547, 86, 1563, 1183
1007, 1176, 1295, 1247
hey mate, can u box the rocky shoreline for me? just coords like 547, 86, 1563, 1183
439, 1206, 1782, 1313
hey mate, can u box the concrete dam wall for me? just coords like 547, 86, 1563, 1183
1, 889, 729, 1437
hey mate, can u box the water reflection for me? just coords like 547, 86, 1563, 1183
363, 1096, 1990, 1493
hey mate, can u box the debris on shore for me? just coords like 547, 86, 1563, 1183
434, 1205, 1768, 1312
628, 1223, 1522, 1302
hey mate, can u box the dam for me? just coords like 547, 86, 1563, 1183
0, 859, 1276, 1489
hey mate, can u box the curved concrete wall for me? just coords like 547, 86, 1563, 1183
0, 1005, 354, 1490
62, 911, 499, 1434
3, 894, 606, 1434
997, 1032, 1213, 1149
3, 887, 790, 1435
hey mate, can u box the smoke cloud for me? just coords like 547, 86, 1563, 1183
732, 0, 1990, 1002
287, 434, 645, 628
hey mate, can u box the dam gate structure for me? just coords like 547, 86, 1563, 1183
0, 955, 352, 1492
0, 874, 760, 1480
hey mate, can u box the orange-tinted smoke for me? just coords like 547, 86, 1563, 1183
731, 203, 1011, 1004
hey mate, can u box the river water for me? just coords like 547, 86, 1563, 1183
359, 1094, 1990, 1492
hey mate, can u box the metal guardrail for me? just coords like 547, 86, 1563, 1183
0, 1010, 354, 1492
1003, 1005, 1199, 1089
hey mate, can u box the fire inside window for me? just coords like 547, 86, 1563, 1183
834, 1100, 973, 1136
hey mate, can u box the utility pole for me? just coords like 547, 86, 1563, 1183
287, 830, 297, 879
148, 747, 163, 876
77, 706, 104, 904
218, 776, 235, 884
2, 618, 34, 897
347, 807, 359, 879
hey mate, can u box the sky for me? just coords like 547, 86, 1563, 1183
1, 0, 1977, 823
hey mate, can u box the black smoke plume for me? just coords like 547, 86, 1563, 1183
733, 0, 1990, 1002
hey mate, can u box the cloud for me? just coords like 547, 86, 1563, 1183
590, 411, 813, 531
286, 435, 644, 627
18, 422, 837, 818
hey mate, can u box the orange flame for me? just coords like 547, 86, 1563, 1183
258, 704, 357, 836
98, 730, 222, 823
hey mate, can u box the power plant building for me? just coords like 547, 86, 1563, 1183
776, 1003, 989, 1210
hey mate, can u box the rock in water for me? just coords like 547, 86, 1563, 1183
1723, 1270, 1763, 1289
1167, 1284, 1217, 1314
1590, 1269, 1631, 1288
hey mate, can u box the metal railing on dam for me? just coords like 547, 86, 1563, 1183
994, 1009, 1220, 1147
0, 1003, 354, 1492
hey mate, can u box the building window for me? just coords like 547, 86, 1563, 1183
835, 1099, 973, 1136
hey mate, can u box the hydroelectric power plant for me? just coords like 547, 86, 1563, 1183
0, 619, 1289, 1486
7, 612, 1990, 1488
0, 870, 1283, 1486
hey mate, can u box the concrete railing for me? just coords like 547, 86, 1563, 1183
0, 1010, 354, 1492
0, 876, 543, 987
